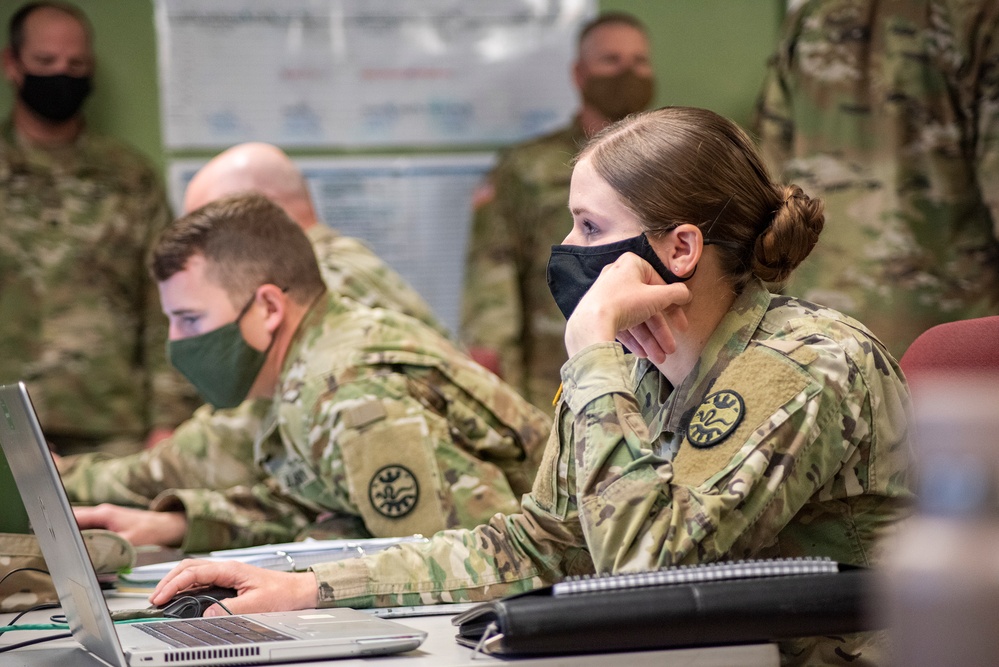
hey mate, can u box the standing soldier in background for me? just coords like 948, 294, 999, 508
0, 2, 196, 455
460, 11, 656, 410
753, 0, 999, 358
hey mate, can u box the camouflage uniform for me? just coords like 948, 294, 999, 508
60, 224, 454, 505
70, 292, 551, 553
0, 120, 196, 455
307, 224, 450, 338
753, 0, 999, 358
312, 280, 915, 666
460, 119, 587, 409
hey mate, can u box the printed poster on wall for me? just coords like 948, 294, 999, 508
155, 0, 595, 148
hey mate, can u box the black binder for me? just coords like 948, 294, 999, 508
452, 558, 880, 656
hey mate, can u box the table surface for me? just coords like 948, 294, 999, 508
1, 593, 780, 667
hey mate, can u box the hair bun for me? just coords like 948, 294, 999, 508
751, 185, 824, 285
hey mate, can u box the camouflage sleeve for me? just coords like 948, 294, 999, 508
328, 389, 526, 538
152, 481, 321, 553
60, 400, 269, 507
972, 3, 999, 238
308, 415, 592, 608
310, 230, 452, 339
459, 171, 524, 382
565, 340, 877, 573
148, 375, 533, 553
751, 11, 797, 178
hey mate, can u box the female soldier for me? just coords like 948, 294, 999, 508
152, 107, 914, 665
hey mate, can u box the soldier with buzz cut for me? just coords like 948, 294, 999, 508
73, 194, 551, 552
0, 1, 197, 456
753, 0, 999, 358
460, 11, 655, 410
152, 108, 915, 666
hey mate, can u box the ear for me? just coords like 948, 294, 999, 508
572, 59, 585, 91
656, 223, 703, 279
254, 284, 287, 335
2, 47, 21, 85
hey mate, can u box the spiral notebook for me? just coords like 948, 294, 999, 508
453, 557, 879, 656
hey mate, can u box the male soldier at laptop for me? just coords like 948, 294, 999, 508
73, 194, 550, 552
58, 143, 454, 511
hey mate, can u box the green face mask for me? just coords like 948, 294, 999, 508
167, 293, 272, 409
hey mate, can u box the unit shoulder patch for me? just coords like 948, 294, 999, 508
368, 464, 420, 518
686, 390, 745, 448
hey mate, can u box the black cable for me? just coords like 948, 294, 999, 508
0, 632, 73, 653
5, 603, 60, 627
0, 566, 50, 588
199, 595, 235, 616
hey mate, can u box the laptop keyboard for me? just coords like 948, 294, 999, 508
136, 616, 295, 648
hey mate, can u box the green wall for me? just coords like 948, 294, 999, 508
0, 1, 783, 174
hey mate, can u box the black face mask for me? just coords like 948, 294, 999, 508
546, 233, 690, 320
18, 72, 92, 123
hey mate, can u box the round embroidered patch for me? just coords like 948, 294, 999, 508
686, 390, 745, 448
368, 464, 420, 518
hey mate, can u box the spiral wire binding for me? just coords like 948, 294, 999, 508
552, 556, 837, 596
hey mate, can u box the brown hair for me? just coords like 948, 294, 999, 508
578, 11, 647, 48
151, 194, 325, 307
578, 106, 824, 291
8, 2, 91, 56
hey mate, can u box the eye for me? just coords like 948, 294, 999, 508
581, 219, 599, 237
174, 315, 202, 337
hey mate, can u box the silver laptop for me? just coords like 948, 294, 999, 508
0, 382, 426, 667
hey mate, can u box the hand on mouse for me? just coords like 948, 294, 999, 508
150, 559, 319, 616
158, 585, 239, 618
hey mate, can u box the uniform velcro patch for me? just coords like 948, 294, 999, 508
339, 415, 447, 537
341, 400, 388, 429
671, 345, 811, 488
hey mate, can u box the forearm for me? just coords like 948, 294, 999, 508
311, 498, 590, 608
60, 403, 265, 506
151, 484, 319, 553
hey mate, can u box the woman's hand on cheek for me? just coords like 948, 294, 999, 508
565, 253, 691, 358
617, 307, 689, 364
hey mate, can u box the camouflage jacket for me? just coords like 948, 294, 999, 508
460, 119, 588, 409
140, 293, 550, 553
61, 222, 450, 508
307, 225, 450, 338
0, 120, 196, 452
753, 0, 999, 358
312, 280, 914, 664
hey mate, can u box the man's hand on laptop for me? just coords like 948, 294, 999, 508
74, 504, 187, 547
149, 560, 319, 616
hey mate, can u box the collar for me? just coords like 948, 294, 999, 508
660, 279, 772, 434
1, 116, 89, 171
256, 289, 334, 442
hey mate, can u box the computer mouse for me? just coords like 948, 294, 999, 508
158, 585, 239, 619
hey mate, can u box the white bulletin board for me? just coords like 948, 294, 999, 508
155, 0, 595, 148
